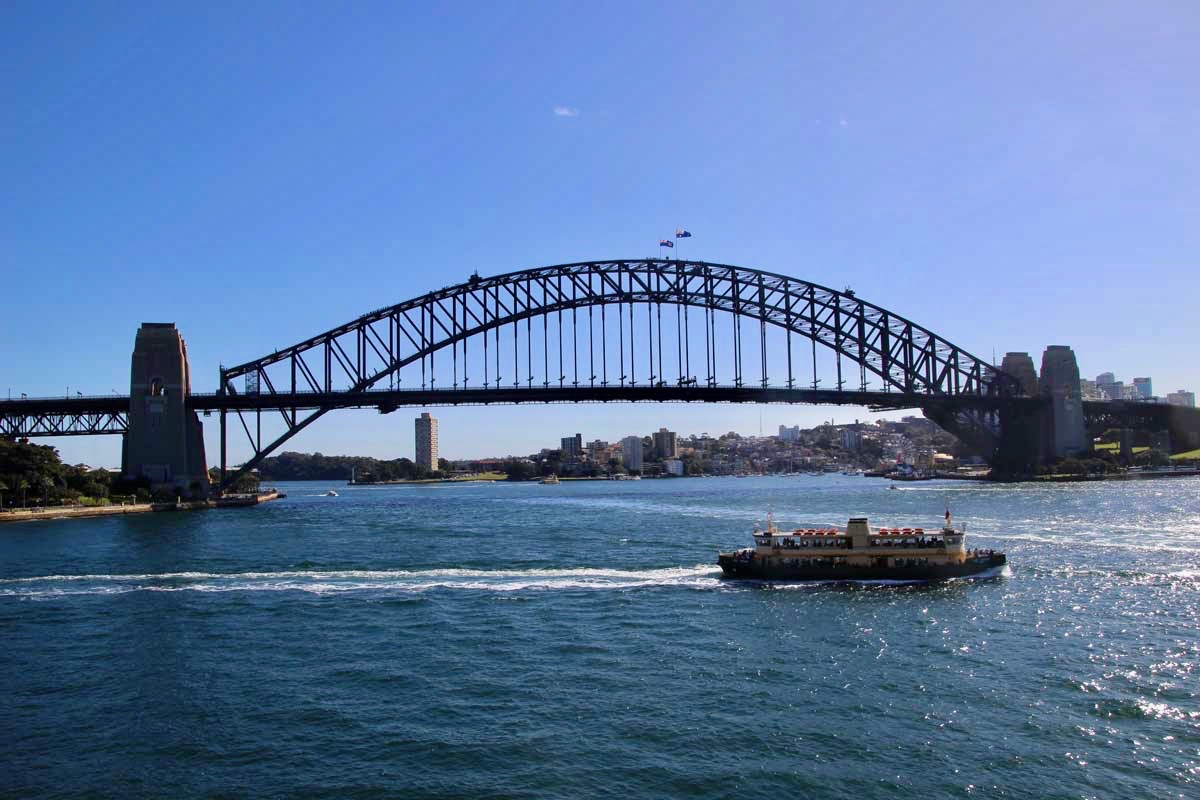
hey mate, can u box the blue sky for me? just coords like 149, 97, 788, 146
3, 1, 1198, 467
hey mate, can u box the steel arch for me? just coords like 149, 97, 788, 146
216, 259, 1019, 488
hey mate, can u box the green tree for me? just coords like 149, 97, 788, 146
505, 460, 535, 481
227, 472, 261, 494
0, 479, 7, 509
17, 478, 30, 508
1134, 449, 1170, 468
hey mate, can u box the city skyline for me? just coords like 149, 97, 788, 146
4, 3, 1199, 466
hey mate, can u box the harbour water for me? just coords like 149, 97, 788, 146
2, 476, 1198, 799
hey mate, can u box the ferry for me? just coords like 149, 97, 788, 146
718, 512, 1005, 582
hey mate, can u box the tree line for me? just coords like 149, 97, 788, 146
255, 451, 448, 482
0, 439, 158, 507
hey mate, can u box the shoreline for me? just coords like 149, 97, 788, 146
275, 467, 1200, 489
0, 490, 286, 525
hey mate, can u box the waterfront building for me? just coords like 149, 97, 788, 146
664, 459, 684, 476
621, 435, 644, 473
1096, 372, 1122, 400
778, 424, 802, 442
415, 412, 439, 471
1079, 379, 1108, 401
653, 428, 678, 459
1133, 377, 1153, 400
560, 433, 583, 457
1102, 380, 1128, 400
1168, 389, 1196, 408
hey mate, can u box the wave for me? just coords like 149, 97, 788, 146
0, 565, 725, 598
0, 562, 1020, 598
976, 531, 1200, 555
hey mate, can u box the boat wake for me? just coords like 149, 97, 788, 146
0, 565, 724, 598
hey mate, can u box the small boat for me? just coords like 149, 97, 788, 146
323, 490, 339, 497
888, 484, 899, 491
539, 474, 560, 485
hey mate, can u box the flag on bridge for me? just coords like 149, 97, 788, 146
675, 229, 692, 238
659, 239, 674, 248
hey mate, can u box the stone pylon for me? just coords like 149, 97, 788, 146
1039, 345, 1088, 460
1000, 352, 1039, 396
121, 323, 210, 498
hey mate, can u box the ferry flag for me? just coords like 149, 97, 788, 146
659, 239, 674, 248
675, 229, 692, 238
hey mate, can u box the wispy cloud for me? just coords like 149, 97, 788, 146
553, 105, 579, 118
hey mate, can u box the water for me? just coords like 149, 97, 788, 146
2, 476, 1198, 799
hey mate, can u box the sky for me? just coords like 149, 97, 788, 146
2, 1, 1198, 467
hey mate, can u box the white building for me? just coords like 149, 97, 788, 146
1079, 379, 1108, 401
621, 435, 644, 473
415, 412, 439, 471
664, 459, 684, 476
1167, 389, 1196, 408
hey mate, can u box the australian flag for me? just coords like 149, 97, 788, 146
675, 229, 692, 238
659, 239, 674, 248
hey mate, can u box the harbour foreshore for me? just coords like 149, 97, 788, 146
0, 490, 285, 525
0, 503, 154, 524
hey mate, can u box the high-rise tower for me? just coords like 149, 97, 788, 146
415, 412, 439, 472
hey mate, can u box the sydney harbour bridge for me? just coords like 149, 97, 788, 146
2, 259, 1196, 495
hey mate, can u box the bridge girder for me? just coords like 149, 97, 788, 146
0, 410, 129, 438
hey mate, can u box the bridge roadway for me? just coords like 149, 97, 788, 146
4, 390, 1195, 455
1, 384, 1037, 431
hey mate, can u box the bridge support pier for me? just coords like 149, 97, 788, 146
991, 403, 1044, 476
934, 345, 1091, 477
121, 323, 210, 499
1038, 346, 1088, 461
922, 400, 1043, 478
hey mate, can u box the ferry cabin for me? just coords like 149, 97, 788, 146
744, 516, 969, 569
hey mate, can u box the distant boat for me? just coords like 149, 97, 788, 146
324, 490, 339, 497
539, 475, 560, 485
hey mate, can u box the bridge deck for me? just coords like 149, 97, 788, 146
1, 386, 1039, 418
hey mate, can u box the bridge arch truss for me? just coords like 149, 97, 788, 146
217, 259, 1017, 486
